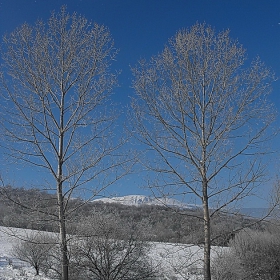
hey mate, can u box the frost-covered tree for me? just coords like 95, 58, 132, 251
131, 23, 275, 280
1, 7, 127, 280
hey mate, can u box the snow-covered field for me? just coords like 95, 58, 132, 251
0, 227, 52, 280
0, 226, 225, 280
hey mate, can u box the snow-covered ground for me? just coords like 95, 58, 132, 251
0, 226, 225, 280
0, 227, 53, 280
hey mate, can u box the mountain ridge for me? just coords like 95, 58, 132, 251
92, 195, 275, 219
93, 195, 199, 209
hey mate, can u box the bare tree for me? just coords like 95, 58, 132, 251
0, 7, 129, 280
71, 211, 159, 280
12, 232, 56, 276
130, 23, 276, 280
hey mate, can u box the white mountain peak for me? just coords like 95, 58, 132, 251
93, 195, 198, 209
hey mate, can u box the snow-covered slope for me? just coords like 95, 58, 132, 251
0, 226, 225, 280
0, 227, 53, 280
93, 195, 199, 209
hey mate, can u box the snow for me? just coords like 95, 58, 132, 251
150, 242, 225, 279
0, 226, 225, 280
93, 194, 200, 209
0, 227, 52, 280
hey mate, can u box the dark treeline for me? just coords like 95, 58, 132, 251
0, 186, 262, 246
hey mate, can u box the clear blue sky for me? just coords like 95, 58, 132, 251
0, 0, 280, 207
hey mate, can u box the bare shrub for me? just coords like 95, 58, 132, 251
71, 212, 159, 280
211, 249, 242, 280
212, 228, 280, 280
12, 232, 56, 276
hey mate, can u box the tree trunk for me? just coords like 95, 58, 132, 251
35, 264, 39, 275
57, 184, 69, 280
202, 181, 211, 280
58, 92, 68, 280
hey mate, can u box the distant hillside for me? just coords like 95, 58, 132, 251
0, 186, 266, 246
93, 195, 276, 219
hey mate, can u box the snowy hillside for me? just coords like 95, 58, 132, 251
0, 226, 225, 280
93, 195, 199, 209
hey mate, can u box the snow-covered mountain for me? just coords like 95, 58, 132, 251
93, 195, 199, 209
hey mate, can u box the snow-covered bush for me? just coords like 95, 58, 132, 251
212, 227, 280, 280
